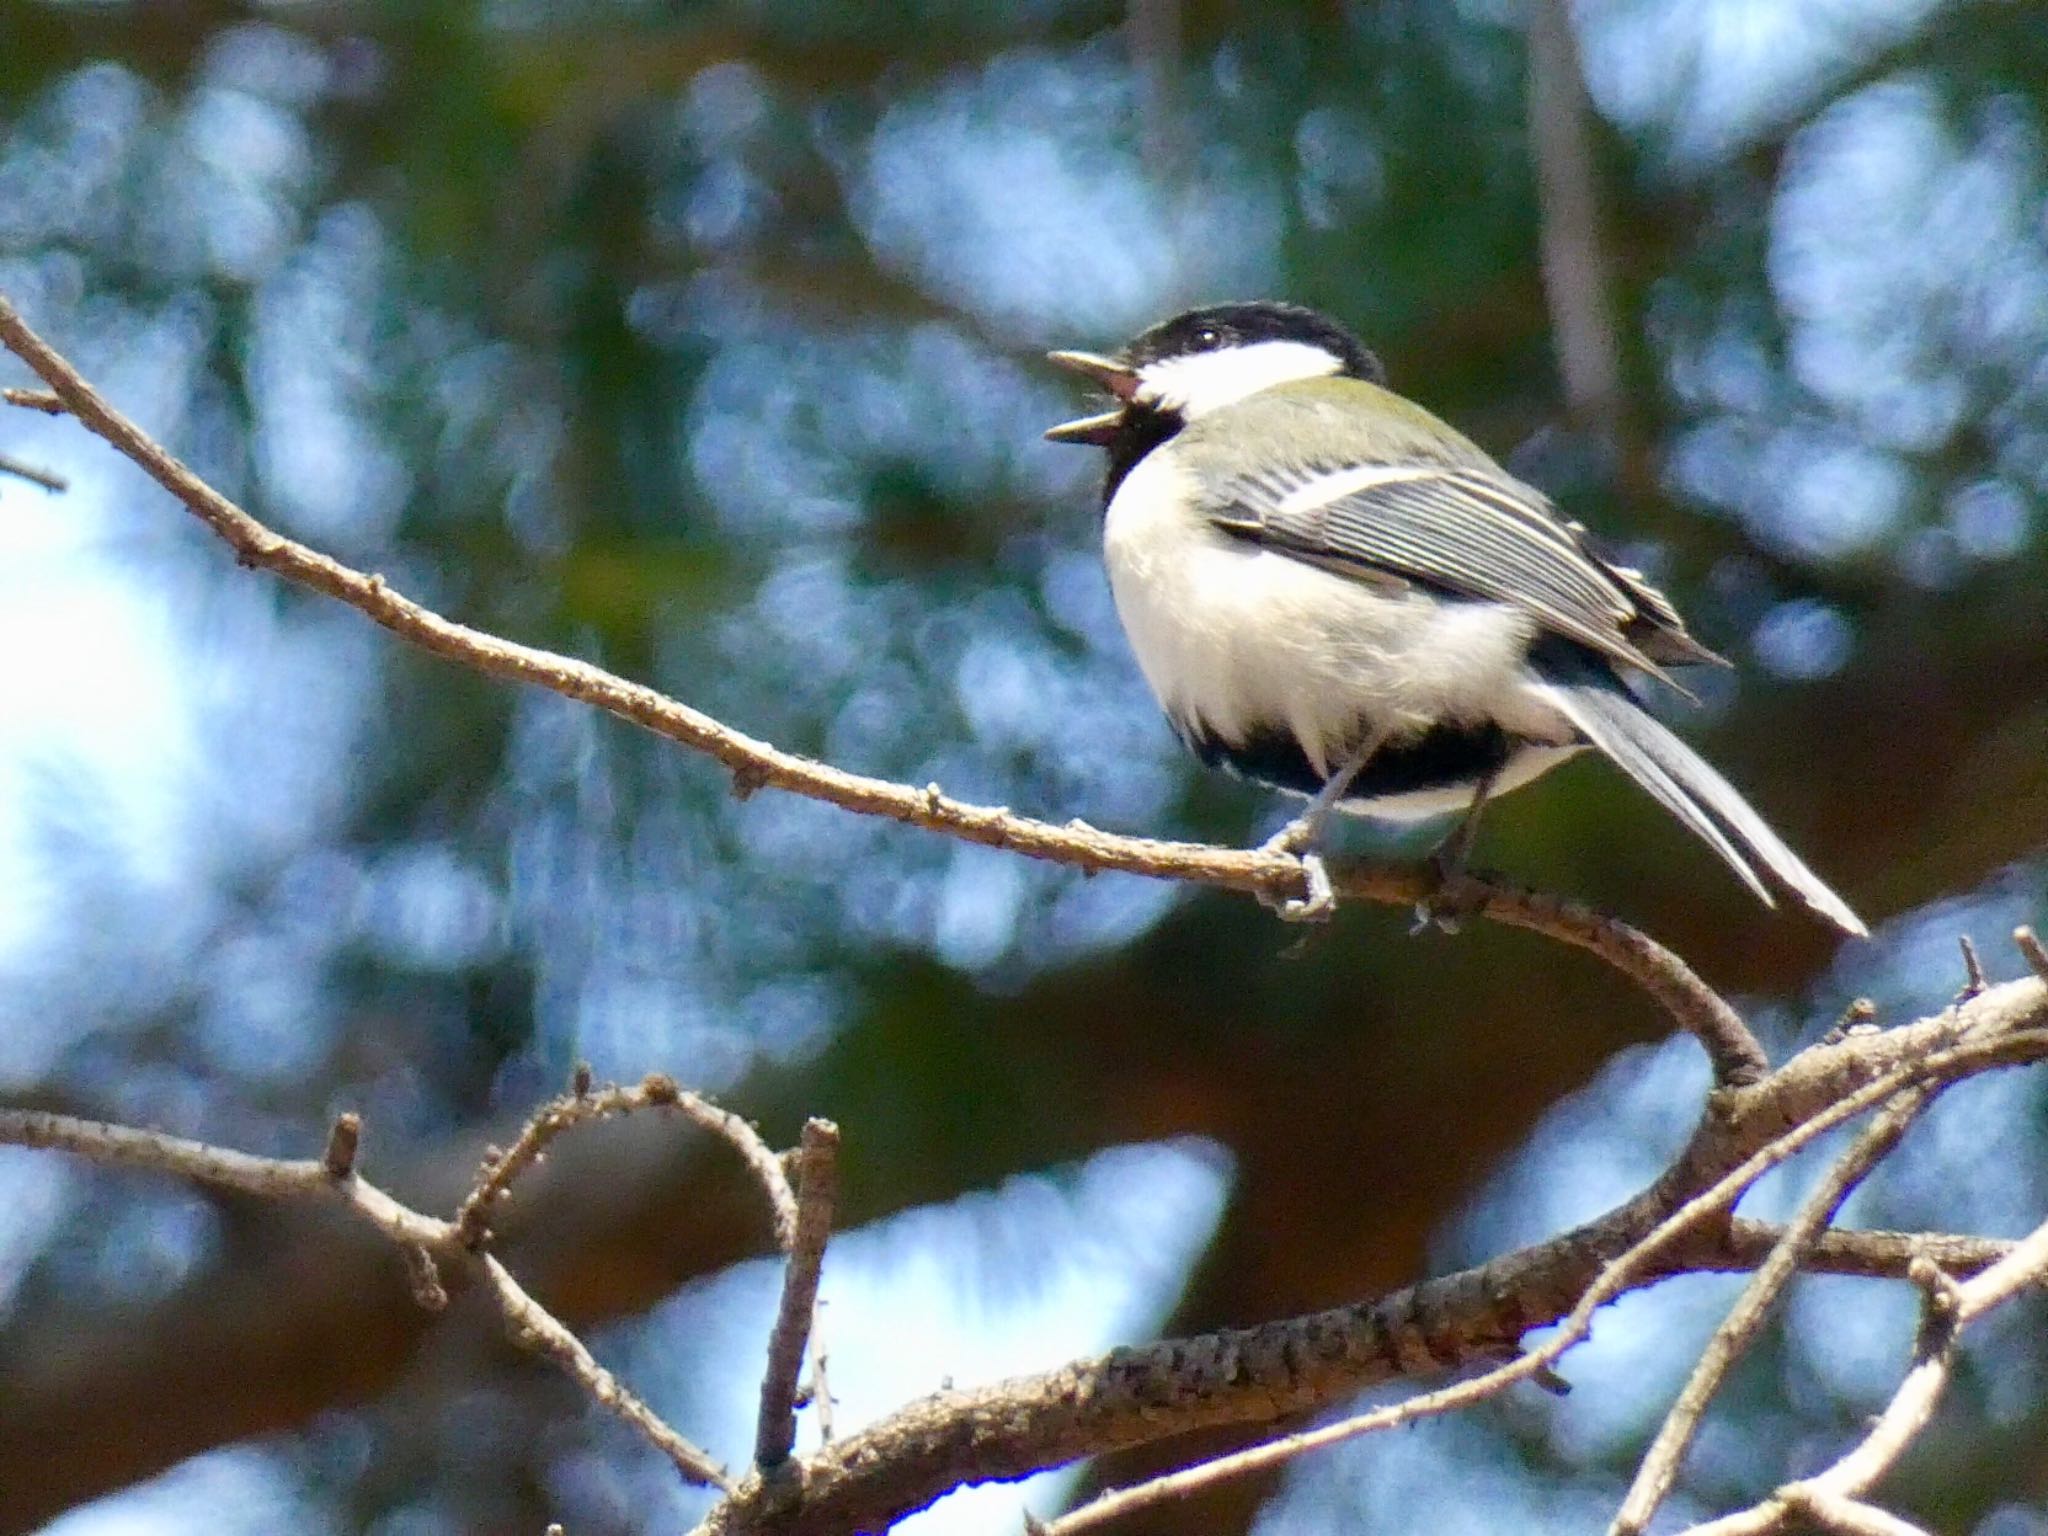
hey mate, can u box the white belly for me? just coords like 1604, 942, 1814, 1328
1102, 449, 1574, 780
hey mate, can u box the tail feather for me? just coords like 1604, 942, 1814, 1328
1533, 669, 1868, 938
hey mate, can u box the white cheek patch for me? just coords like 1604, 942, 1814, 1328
1135, 339, 1343, 418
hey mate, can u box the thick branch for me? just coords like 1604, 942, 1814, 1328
693, 976, 2048, 1536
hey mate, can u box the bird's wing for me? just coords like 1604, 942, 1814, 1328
1208, 460, 1722, 685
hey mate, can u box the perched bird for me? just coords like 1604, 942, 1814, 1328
1045, 300, 1865, 934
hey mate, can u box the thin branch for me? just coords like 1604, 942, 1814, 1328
2, 384, 64, 413
1671, 942, 2048, 1536
1947, 1202, 2048, 1320
0, 292, 1767, 1088
1611, 1080, 1942, 1534
0, 450, 65, 491
1427, 868, 1765, 1084
1785, 1492, 1935, 1536
481, 1254, 730, 1489
0, 1107, 451, 1252
1798, 1257, 1963, 1504
0, 1105, 731, 1492
1678, 1207, 2048, 1536
1957, 934, 1987, 999
756, 1117, 841, 1469
454, 1072, 796, 1251
1718, 1220, 2009, 1280
660, 1081, 803, 1249
1028, 1019, 2033, 1536
809, 1329, 836, 1446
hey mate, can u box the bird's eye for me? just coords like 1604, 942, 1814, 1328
1193, 325, 1222, 350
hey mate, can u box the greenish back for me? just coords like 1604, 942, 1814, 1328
1177, 376, 1504, 477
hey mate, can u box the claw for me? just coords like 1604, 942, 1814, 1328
1411, 845, 1482, 934
1410, 897, 1461, 936
1256, 818, 1339, 922
1261, 850, 1337, 923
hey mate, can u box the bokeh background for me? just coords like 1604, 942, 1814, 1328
3, 1, 2047, 1532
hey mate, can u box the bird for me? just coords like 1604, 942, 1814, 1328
1044, 300, 1866, 935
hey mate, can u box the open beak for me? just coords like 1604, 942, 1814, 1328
1044, 350, 1140, 445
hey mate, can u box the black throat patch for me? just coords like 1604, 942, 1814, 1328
1099, 405, 1184, 507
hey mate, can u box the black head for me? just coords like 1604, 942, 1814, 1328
1122, 302, 1385, 384
1045, 302, 1385, 501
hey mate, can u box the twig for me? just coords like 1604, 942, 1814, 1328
0, 293, 1766, 1087
2017, 924, 2048, 984
1610, 1081, 1941, 1534
659, 1080, 802, 1248
323, 1112, 362, 1179
0, 1107, 450, 1251
0, 451, 65, 491
810, 1329, 836, 1445
1784, 1493, 1934, 1536
1957, 934, 1987, 999
481, 1254, 730, 1489
1670, 941, 2048, 1536
1678, 1210, 2048, 1536
454, 1072, 795, 1250
0, 1104, 731, 1492
4, 292, 2042, 1536
756, 1117, 841, 1469
2, 385, 63, 413
1796, 1258, 1963, 1505
1424, 868, 1766, 1084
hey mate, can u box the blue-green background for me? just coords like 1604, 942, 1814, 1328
2, 2, 2046, 1531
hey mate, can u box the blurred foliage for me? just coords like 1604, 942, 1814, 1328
2, 0, 2047, 1532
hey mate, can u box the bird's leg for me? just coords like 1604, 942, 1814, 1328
1412, 765, 1502, 934
1258, 730, 1387, 923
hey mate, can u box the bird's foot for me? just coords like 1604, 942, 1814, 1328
1410, 842, 1483, 935
1257, 820, 1338, 923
